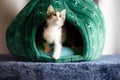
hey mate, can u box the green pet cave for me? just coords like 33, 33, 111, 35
6, 0, 105, 62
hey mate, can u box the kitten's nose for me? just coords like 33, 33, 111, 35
56, 16, 58, 20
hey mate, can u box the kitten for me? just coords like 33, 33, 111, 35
43, 5, 66, 59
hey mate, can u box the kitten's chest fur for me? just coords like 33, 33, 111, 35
43, 25, 62, 44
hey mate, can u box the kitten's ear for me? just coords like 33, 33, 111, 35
61, 9, 66, 18
47, 5, 55, 14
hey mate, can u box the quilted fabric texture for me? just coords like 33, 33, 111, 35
6, 0, 105, 62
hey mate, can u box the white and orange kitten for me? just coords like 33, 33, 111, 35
43, 5, 66, 59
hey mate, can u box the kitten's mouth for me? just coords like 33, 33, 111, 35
56, 20, 61, 24
54, 19, 60, 23
55, 18, 59, 21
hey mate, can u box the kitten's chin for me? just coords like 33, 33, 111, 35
55, 20, 63, 26
56, 22, 63, 26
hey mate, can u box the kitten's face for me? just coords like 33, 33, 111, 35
46, 5, 66, 26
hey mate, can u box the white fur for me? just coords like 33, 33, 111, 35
43, 25, 62, 44
43, 24, 62, 59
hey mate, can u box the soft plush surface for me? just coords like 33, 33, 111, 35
0, 54, 120, 80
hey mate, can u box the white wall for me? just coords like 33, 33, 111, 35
99, 0, 120, 55
0, 0, 30, 54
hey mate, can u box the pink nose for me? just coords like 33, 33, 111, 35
56, 17, 58, 20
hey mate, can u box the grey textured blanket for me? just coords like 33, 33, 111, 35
0, 54, 120, 80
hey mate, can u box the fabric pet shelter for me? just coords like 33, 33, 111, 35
6, 0, 105, 62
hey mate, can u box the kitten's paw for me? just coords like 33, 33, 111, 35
52, 54, 60, 60
44, 47, 50, 53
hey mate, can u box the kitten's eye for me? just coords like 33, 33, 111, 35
53, 13, 56, 16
